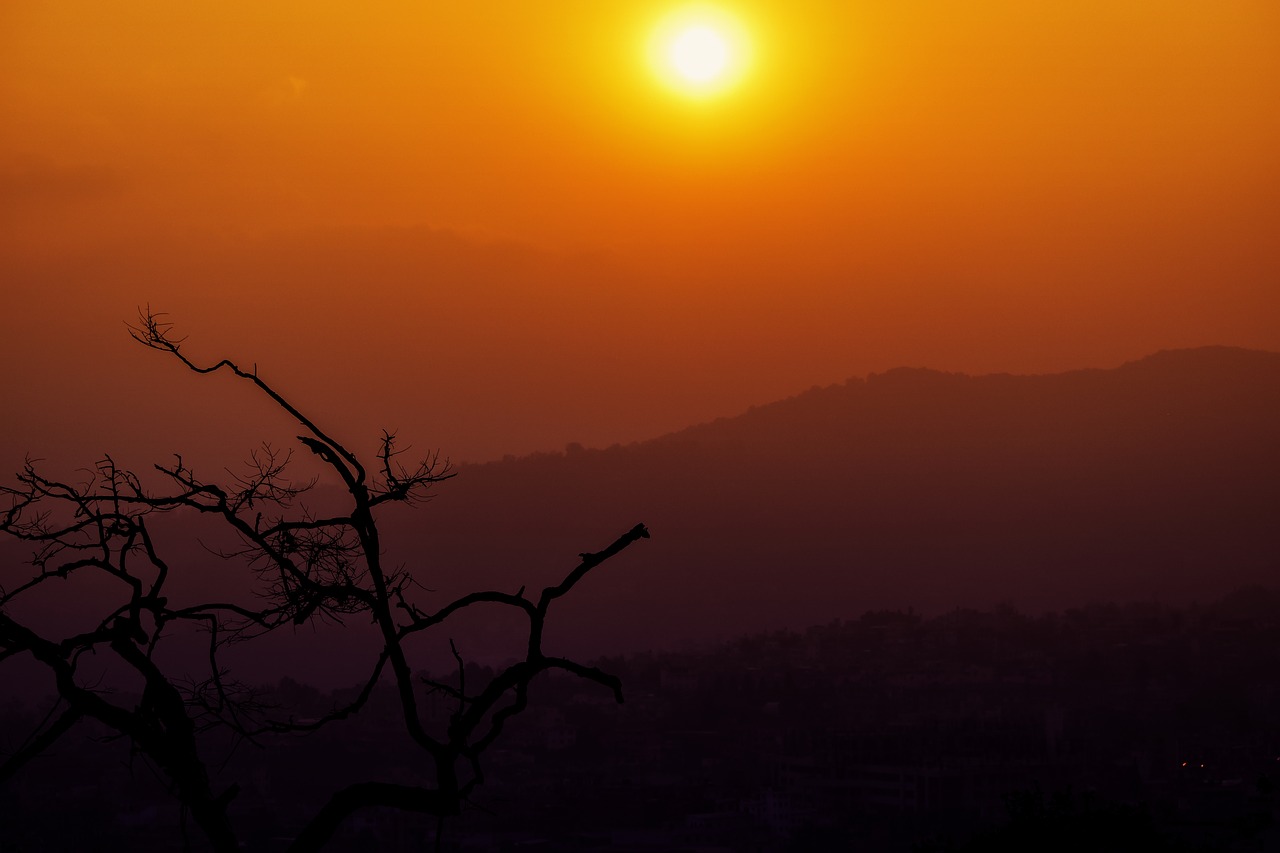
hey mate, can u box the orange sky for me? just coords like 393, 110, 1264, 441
2, 1, 1279, 470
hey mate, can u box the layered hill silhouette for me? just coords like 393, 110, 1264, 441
400, 346, 1280, 656
4, 347, 1277, 686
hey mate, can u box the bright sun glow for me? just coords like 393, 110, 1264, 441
649, 6, 751, 97
670, 26, 729, 83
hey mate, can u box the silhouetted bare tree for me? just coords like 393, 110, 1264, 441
0, 309, 649, 852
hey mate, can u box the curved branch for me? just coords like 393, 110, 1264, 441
538, 523, 650, 611
129, 308, 367, 488
287, 782, 459, 853
0, 706, 82, 782
398, 590, 537, 639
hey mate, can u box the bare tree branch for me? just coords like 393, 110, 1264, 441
0, 310, 651, 851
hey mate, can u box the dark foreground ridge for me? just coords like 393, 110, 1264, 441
4, 590, 1279, 851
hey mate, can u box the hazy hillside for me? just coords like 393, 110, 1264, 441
399, 346, 1280, 656
4, 347, 1277, 686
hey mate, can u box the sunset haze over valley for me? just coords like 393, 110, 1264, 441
4, 4, 1280, 850
3, 1, 1278, 469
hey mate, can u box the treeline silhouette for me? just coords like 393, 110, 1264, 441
5, 589, 1278, 851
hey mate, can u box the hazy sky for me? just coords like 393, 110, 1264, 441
3, 1, 1278, 469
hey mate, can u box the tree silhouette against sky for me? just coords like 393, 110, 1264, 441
0, 309, 649, 851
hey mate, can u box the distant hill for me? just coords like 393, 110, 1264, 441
5, 347, 1277, 686
398, 346, 1280, 656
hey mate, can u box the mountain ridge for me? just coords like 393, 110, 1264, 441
410, 345, 1279, 655
472, 345, 1279, 464
5, 346, 1275, 686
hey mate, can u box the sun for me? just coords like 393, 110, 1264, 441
649, 6, 751, 97
669, 26, 729, 83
